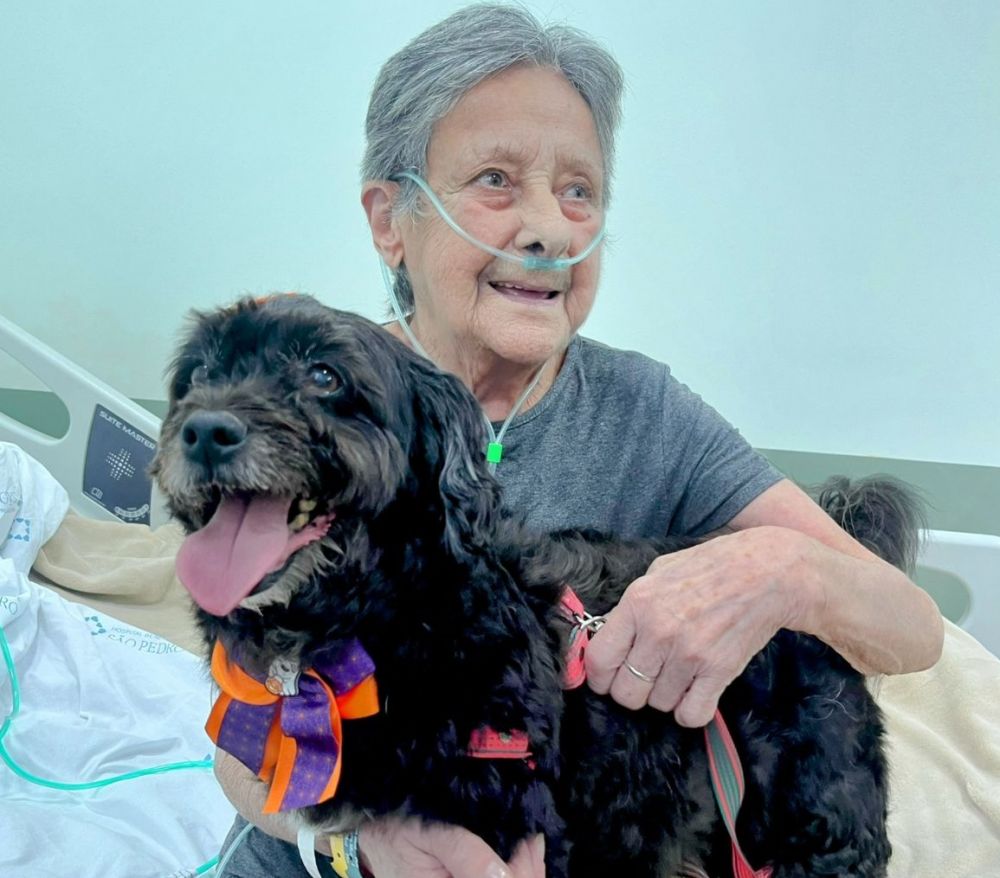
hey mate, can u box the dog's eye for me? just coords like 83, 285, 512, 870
308, 363, 340, 393
189, 365, 210, 387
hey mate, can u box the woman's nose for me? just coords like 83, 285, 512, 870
512, 188, 573, 260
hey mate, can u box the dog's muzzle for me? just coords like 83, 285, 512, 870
168, 408, 336, 617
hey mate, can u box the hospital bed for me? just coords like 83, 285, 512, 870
0, 314, 234, 877
2, 312, 1000, 876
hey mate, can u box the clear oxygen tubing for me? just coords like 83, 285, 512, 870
390, 170, 607, 273
209, 820, 255, 877
379, 258, 544, 475
0, 619, 219, 873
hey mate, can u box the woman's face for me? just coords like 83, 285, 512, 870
398, 64, 606, 368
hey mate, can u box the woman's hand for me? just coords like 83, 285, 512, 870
215, 749, 545, 878
359, 820, 545, 878
584, 526, 813, 727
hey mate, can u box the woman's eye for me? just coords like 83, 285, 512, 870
190, 365, 209, 386
308, 363, 340, 393
475, 169, 509, 189
563, 182, 592, 201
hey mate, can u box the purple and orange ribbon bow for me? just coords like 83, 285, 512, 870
206, 639, 379, 813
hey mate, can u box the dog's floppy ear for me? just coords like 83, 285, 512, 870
406, 358, 501, 557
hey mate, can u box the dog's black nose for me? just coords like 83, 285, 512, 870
181, 411, 248, 466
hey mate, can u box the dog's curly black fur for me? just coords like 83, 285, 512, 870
153, 295, 900, 877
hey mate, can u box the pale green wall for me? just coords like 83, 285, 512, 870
1, 1, 998, 469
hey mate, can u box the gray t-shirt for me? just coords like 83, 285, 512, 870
492, 336, 783, 539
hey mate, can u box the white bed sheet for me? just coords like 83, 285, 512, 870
0, 442, 234, 878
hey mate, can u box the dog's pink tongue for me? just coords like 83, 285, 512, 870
176, 495, 293, 616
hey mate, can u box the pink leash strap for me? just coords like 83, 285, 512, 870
704, 710, 773, 878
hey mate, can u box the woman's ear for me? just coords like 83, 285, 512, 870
361, 181, 405, 268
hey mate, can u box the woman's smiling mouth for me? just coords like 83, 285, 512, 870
488, 280, 561, 301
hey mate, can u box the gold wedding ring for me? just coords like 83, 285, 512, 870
624, 661, 656, 684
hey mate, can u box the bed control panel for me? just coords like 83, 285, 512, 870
82, 404, 157, 526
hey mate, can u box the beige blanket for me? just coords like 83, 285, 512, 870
32, 511, 205, 656
32, 513, 1000, 875
880, 628, 1000, 875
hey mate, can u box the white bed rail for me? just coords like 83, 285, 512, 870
919, 529, 1000, 656
0, 313, 169, 528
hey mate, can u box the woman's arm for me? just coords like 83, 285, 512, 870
585, 479, 944, 727
214, 748, 300, 843
725, 479, 943, 673
214, 749, 544, 878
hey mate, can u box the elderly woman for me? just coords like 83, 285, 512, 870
215, 5, 943, 877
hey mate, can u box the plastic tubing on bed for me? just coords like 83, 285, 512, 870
0, 623, 213, 789
2, 623, 224, 876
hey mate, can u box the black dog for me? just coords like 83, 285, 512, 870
153, 295, 907, 877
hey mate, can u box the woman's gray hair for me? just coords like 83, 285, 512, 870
362, 3, 625, 311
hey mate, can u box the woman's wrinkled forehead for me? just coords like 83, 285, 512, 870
426, 66, 604, 189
